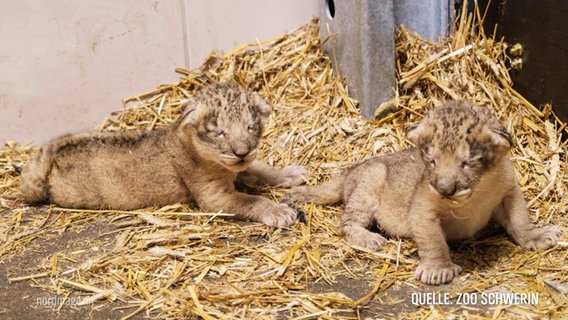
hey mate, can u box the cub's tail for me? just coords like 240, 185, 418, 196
19, 133, 84, 205
19, 148, 52, 204
282, 173, 346, 206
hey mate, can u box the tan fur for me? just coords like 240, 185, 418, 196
20, 83, 308, 227
284, 101, 563, 285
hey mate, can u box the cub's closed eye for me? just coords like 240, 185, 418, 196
208, 129, 225, 138
247, 124, 258, 132
461, 158, 480, 168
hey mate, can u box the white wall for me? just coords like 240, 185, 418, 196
0, 0, 318, 145
184, 0, 319, 69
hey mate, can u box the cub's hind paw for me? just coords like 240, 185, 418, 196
519, 225, 564, 250
343, 226, 387, 251
277, 165, 308, 187
415, 260, 461, 285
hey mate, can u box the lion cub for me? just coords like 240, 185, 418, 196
20, 83, 307, 227
284, 101, 563, 285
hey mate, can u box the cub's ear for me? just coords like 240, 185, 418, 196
254, 94, 273, 126
472, 105, 513, 152
180, 98, 203, 127
485, 126, 512, 152
406, 122, 424, 145
254, 94, 273, 116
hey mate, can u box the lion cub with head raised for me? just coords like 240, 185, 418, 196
284, 101, 563, 284
20, 83, 307, 227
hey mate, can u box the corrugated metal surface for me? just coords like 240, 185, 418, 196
320, 0, 453, 118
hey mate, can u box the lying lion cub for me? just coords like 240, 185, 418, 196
284, 101, 563, 285
20, 83, 307, 227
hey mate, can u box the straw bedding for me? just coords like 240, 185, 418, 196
1, 9, 567, 320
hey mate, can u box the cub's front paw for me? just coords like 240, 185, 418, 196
278, 165, 308, 187
415, 260, 461, 285
259, 203, 298, 227
518, 225, 563, 250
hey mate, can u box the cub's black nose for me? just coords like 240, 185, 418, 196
431, 179, 458, 198
232, 147, 250, 159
